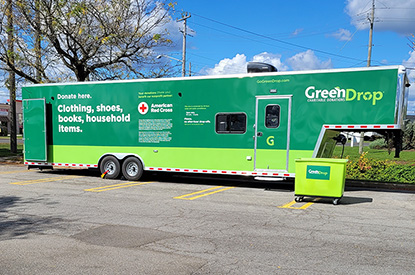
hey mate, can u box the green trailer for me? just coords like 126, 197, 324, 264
22, 65, 409, 181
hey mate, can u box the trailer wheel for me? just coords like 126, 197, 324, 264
100, 156, 121, 179
122, 157, 143, 181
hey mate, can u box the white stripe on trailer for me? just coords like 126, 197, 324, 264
24, 162, 294, 177
323, 124, 397, 129
146, 167, 294, 177
25, 162, 98, 168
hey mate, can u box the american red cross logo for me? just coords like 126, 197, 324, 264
138, 102, 148, 115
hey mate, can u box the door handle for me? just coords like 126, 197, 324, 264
257, 132, 263, 137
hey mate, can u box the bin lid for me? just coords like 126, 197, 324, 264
295, 158, 348, 163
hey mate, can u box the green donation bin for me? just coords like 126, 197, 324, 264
294, 158, 348, 205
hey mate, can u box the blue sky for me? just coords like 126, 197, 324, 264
170, 0, 415, 72
167, 0, 415, 114
1, 0, 415, 114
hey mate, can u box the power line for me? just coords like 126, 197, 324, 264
191, 13, 364, 63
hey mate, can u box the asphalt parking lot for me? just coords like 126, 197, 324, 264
1, 163, 415, 274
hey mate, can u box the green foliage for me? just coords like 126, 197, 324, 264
345, 152, 415, 183
368, 138, 386, 149
403, 120, 415, 150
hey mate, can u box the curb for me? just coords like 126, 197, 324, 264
0, 156, 24, 164
346, 179, 415, 192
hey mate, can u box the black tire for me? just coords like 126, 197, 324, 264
121, 157, 143, 181
295, 196, 303, 202
100, 156, 121, 179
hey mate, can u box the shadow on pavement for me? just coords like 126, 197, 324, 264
0, 196, 64, 241
27, 166, 415, 193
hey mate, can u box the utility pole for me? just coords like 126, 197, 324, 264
177, 12, 191, 77
189, 62, 192, 77
360, 0, 375, 154
367, 0, 375, 67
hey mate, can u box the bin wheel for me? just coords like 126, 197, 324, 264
333, 198, 340, 205
295, 196, 304, 202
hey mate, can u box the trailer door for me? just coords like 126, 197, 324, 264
23, 99, 47, 161
254, 96, 291, 171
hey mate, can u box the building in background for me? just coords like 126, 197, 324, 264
0, 100, 23, 136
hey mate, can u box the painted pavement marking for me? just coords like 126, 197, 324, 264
10, 175, 83, 186
84, 181, 152, 192
174, 186, 235, 200
277, 200, 314, 210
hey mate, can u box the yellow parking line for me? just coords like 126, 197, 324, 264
277, 200, 314, 210
10, 175, 83, 186
0, 170, 33, 175
174, 186, 235, 200
84, 181, 151, 192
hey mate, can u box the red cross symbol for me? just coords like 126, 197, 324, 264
138, 102, 148, 114
139, 104, 147, 112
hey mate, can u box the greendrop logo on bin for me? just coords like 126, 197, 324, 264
306, 165, 331, 180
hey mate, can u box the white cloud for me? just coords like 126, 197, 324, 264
286, 50, 332, 71
204, 54, 248, 75
292, 28, 303, 36
329, 29, 352, 41
251, 52, 289, 71
346, 0, 415, 34
403, 51, 415, 114
204, 51, 332, 75
403, 51, 415, 68
204, 52, 288, 75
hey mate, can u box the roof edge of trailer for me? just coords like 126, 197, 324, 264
22, 65, 405, 88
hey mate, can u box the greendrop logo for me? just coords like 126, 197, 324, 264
305, 86, 383, 105
308, 169, 328, 176
306, 165, 331, 180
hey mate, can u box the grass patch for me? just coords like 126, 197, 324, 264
0, 143, 23, 158
0, 135, 22, 140
333, 145, 415, 164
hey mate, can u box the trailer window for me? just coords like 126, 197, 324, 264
265, 105, 280, 128
216, 113, 247, 134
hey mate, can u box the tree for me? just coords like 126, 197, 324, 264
0, 0, 177, 83
6, 0, 17, 153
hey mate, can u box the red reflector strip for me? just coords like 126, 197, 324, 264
323, 124, 397, 130
24, 162, 97, 168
